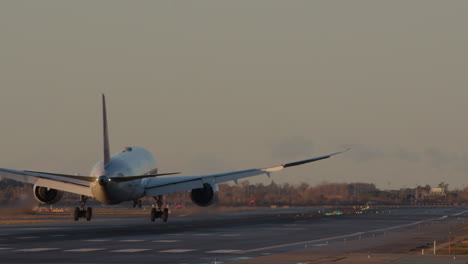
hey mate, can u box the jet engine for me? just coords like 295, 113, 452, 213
190, 183, 218, 207
33, 185, 64, 204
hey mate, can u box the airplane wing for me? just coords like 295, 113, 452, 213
144, 149, 349, 197
0, 169, 93, 197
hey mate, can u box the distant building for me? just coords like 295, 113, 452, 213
415, 186, 431, 200
430, 187, 445, 196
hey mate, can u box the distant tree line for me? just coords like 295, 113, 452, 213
0, 179, 466, 207
164, 181, 467, 206
0, 179, 32, 205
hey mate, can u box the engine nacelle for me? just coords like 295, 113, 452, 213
190, 183, 218, 207
33, 185, 64, 204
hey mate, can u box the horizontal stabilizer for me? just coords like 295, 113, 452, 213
110, 172, 181, 182
25, 171, 96, 182
25, 171, 181, 183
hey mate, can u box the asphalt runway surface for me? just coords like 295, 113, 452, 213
0, 207, 466, 264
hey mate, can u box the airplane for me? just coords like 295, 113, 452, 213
0, 95, 348, 222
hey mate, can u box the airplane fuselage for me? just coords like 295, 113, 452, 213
90, 147, 157, 205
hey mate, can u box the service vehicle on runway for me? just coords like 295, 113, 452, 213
0, 95, 348, 222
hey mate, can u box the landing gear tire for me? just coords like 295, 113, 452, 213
85, 207, 93, 221
150, 207, 168, 222
150, 208, 157, 222
73, 207, 80, 221
162, 208, 169, 222
151, 195, 169, 222
133, 200, 143, 208
73, 196, 92, 221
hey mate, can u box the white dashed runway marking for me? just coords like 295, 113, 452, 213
312, 243, 327, 247
16, 248, 58, 252
269, 228, 305, 231
64, 248, 106, 252
159, 249, 196, 253
0, 247, 13, 250
18, 228, 61, 231
153, 240, 179, 243
205, 249, 241, 254
229, 257, 252, 261
111, 249, 151, 253
17, 236, 39, 239
220, 234, 240, 237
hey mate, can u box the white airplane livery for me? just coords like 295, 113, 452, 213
0, 95, 348, 222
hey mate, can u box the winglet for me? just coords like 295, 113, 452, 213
262, 148, 350, 172
102, 94, 111, 166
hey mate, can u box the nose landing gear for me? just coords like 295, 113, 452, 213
73, 195, 93, 221
150, 195, 169, 222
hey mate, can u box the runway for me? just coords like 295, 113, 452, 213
0, 207, 465, 264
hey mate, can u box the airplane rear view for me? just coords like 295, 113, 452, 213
0, 95, 348, 222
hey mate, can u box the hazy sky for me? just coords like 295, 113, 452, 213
1, 1, 467, 190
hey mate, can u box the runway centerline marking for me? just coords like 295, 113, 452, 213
159, 249, 196, 253
153, 240, 179, 243
221, 234, 240, 237
17, 236, 39, 239
206, 249, 241, 254
17, 228, 62, 231
64, 248, 106, 252
0, 247, 13, 250
229, 257, 252, 261
269, 228, 305, 230
16, 248, 59, 252
111, 249, 151, 253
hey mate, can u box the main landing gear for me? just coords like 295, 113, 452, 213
150, 195, 169, 222
132, 199, 142, 208
73, 195, 92, 221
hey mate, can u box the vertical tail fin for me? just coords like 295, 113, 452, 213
102, 94, 111, 165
